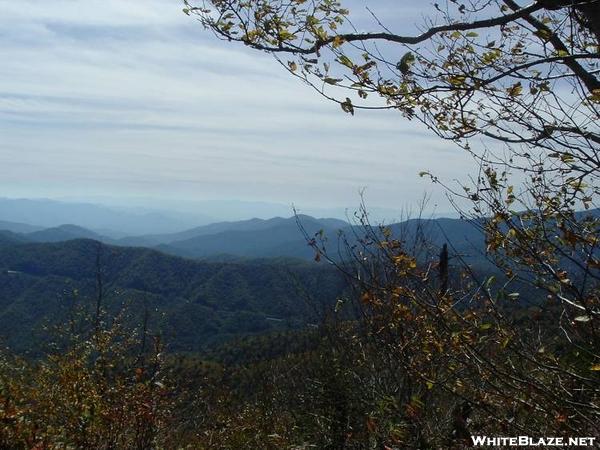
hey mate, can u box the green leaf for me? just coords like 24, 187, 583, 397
560, 153, 574, 163
533, 29, 552, 41
338, 55, 353, 69
324, 77, 343, 85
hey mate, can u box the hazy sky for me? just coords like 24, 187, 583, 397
0, 0, 476, 215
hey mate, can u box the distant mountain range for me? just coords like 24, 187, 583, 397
0, 212, 493, 356
0, 211, 491, 356
0, 219, 44, 234
2, 198, 597, 263
0, 214, 486, 262
116, 215, 348, 247
0, 198, 213, 235
154, 215, 349, 260
27, 224, 107, 243
0, 213, 538, 356
0, 198, 480, 261
0, 215, 352, 260
2, 202, 596, 355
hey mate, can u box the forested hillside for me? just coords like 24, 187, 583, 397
0, 239, 347, 353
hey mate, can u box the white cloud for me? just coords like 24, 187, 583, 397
0, 0, 475, 214
1, 0, 183, 27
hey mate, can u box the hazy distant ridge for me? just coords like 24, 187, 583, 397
0, 198, 211, 235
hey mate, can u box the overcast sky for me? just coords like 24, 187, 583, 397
0, 0, 477, 217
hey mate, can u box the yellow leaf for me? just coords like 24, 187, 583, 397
332, 35, 345, 48
507, 82, 523, 97
448, 75, 466, 86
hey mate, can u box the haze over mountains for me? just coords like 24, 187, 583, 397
0, 198, 478, 355
4, 197, 596, 355
0, 198, 486, 262
0, 197, 449, 235
0, 198, 212, 236
5, 197, 598, 264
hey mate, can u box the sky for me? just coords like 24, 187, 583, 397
0, 0, 477, 219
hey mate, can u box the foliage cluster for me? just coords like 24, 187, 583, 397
0, 310, 171, 449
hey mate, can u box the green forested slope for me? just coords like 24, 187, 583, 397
0, 239, 347, 353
